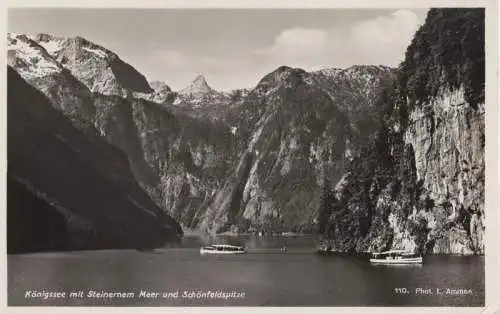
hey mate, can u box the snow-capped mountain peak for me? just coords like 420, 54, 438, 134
7, 33, 64, 79
29, 33, 153, 96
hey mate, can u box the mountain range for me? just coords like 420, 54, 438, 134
6, 8, 485, 254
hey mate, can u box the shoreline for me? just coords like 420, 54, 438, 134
7, 230, 485, 257
7, 246, 486, 257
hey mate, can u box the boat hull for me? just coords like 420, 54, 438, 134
370, 257, 423, 264
200, 248, 247, 255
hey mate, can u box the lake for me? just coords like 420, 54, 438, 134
7, 235, 484, 306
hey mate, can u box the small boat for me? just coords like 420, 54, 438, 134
369, 250, 423, 265
200, 244, 246, 255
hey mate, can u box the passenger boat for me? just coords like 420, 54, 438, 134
369, 250, 423, 264
200, 244, 246, 255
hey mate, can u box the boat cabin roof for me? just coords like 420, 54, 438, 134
206, 244, 243, 249
372, 250, 415, 256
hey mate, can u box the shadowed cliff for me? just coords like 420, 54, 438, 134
7, 66, 182, 253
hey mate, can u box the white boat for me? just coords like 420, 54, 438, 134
200, 244, 246, 255
370, 250, 423, 264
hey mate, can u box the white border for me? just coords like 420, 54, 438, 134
2, 0, 497, 8
1, 1, 498, 314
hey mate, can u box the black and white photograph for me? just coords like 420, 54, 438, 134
4, 1, 497, 310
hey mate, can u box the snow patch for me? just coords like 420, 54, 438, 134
38, 39, 64, 55
83, 46, 107, 58
173, 97, 183, 105
7, 34, 63, 79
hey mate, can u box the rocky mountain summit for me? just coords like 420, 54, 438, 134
7, 33, 64, 79
7, 33, 98, 134
179, 74, 213, 98
174, 74, 231, 112
33, 33, 153, 97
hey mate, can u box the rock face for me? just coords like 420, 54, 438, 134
34, 33, 153, 97
404, 88, 485, 254
7, 67, 183, 253
179, 74, 213, 98
7, 33, 97, 133
134, 80, 177, 104
92, 94, 236, 227
7, 30, 394, 236
7, 32, 238, 233
195, 66, 393, 233
313, 65, 395, 144
174, 75, 231, 116
323, 8, 485, 255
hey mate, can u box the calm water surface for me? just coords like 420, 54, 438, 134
8, 235, 484, 306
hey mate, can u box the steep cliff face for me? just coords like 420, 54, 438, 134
95, 95, 237, 227
195, 66, 393, 233
76, 91, 234, 228
403, 88, 484, 254
121, 96, 237, 226
324, 8, 485, 255
7, 67, 182, 252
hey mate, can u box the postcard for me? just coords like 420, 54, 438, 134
3, 0, 498, 313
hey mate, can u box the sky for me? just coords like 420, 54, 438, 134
8, 8, 428, 91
